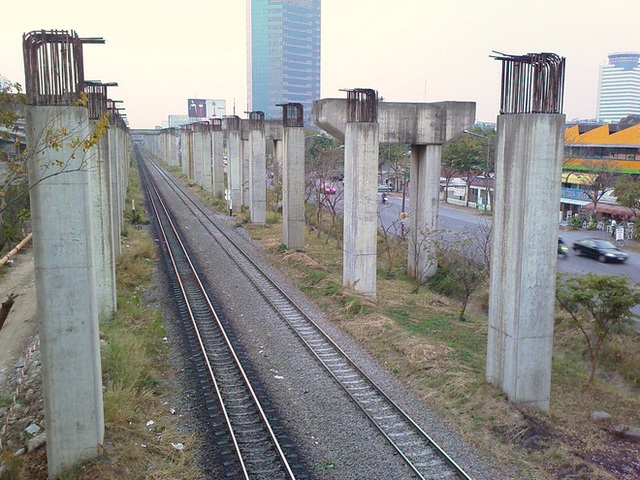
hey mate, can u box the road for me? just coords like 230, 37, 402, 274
378, 194, 639, 279
378, 193, 640, 322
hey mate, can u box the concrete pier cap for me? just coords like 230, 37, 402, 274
313, 98, 475, 145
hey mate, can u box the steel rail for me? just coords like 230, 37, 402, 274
139, 156, 296, 479
141, 152, 473, 480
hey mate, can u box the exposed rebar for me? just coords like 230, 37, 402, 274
23, 29, 104, 106
343, 88, 378, 123
491, 51, 565, 114
277, 103, 304, 128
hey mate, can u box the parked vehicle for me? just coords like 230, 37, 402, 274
572, 238, 628, 263
377, 184, 390, 192
558, 237, 568, 258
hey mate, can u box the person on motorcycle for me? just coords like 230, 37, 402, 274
558, 237, 568, 257
381, 192, 388, 204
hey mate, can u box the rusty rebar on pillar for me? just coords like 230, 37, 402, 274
211, 118, 223, 131
247, 111, 265, 130
22, 29, 105, 106
84, 81, 117, 120
343, 88, 378, 123
224, 115, 241, 131
277, 103, 304, 128
106, 99, 127, 129
491, 51, 565, 115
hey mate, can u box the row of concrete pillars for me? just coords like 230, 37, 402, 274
26, 104, 131, 476
316, 94, 565, 413
141, 115, 306, 251
140, 93, 565, 417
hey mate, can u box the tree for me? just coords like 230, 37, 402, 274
377, 207, 405, 275
442, 136, 483, 207
582, 163, 619, 216
378, 143, 408, 190
432, 221, 492, 321
614, 175, 640, 212
306, 132, 339, 164
440, 146, 459, 203
305, 133, 344, 242
556, 273, 640, 385
0, 74, 109, 252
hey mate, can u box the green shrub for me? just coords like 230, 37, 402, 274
344, 296, 362, 315
569, 215, 585, 230
427, 264, 465, 301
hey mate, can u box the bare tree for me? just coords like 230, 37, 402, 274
305, 136, 343, 241
406, 223, 441, 292
577, 162, 619, 216
377, 206, 405, 275
434, 225, 492, 321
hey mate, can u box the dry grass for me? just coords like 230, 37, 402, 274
0, 160, 204, 479
244, 215, 640, 480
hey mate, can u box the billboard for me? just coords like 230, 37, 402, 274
187, 99, 226, 119
188, 98, 207, 118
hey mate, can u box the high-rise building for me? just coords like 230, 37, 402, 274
247, 0, 321, 125
596, 52, 640, 124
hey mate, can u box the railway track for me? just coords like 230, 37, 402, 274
138, 149, 473, 479
138, 150, 298, 479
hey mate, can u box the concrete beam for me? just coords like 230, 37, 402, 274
314, 99, 475, 144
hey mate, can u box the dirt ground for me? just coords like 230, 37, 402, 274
0, 248, 37, 374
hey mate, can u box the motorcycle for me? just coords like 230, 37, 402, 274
558, 237, 569, 258
381, 193, 388, 204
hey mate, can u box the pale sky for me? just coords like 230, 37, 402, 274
1, 0, 638, 129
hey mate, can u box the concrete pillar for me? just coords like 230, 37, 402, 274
179, 128, 189, 177
186, 128, 194, 180
487, 113, 564, 412
242, 130, 250, 208
248, 126, 267, 224
212, 129, 225, 199
407, 144, 441, 282
108, 125, 122, 257
226, 123, 242, 211
90, 121, 116, 320
26, 105, 104, 475
343, 122, 379, 297
192, 124, 206, 187
282, 127, 305, 250
167, 128, 178, 167
201, 125, 213, 193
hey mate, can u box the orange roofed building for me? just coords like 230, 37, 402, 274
561, 123, 640, 219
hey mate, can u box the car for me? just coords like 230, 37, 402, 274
571, 238, 628, 263
377, 184, 390, 192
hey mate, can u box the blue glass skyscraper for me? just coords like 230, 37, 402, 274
247, 0, 321, 125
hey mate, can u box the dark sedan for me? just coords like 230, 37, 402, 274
572, 238, 628, 263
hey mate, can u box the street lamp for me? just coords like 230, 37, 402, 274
463, 129, 492, 211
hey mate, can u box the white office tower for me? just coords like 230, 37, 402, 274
596, 52, 640, 123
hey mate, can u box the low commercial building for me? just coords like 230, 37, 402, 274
561, 123, 640, 219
